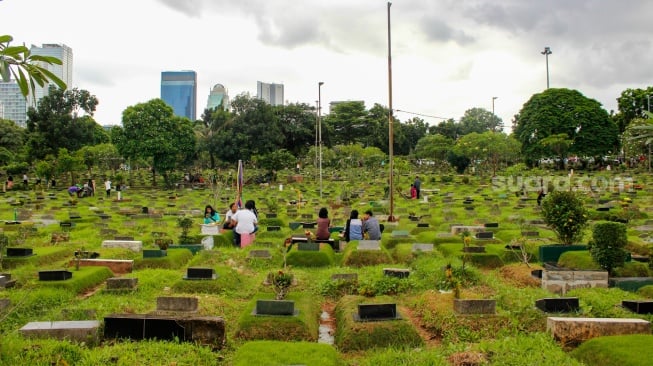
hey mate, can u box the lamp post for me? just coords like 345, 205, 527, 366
318, 81, 324, 199
492, 96, 498, 115
315, 100, 319, 167
387, 1, 395, 222
541, 46, 552, 89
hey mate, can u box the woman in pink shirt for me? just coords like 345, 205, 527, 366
316, 207, 331, 240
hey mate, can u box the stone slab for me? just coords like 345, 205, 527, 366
450, 225, 485, 235
411, 243, 434, 252
622, 300, 653, 314
20, 320, 100, 343
105, 277, 138, 290
547, 317, 651, 345
70, 259, 134, 275
200, 225, 221, 236
331, 273, 358, 281
454, 299, 496, 314
185, 267, 216, 280
101, 240, 143, 252
536, 297, 580, 312
39, 270, 72, 281
358, 240, 381, 251
157, 296, 198, 312
254, 300, 296, 316
248, 249, 272, 259
383, 268, 410, 278
354, 303, 400, 321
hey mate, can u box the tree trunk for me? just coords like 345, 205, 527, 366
151, 168, 157, 187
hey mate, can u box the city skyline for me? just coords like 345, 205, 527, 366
2, 0, 653, 128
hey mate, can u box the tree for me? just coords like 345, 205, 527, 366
199, 103, 233, 168
459, 107, 503, 135
513, 88, 619, 167
0, 35, 66, 100
112, 99, 196, 187
324, 101, 369, 146
540, 190, 589, 245
538, 133, 572, 170
414, 134, 454, 169
626, 111, 653, 171
453, 132, 519, 175
55, 148, 84, 185
588, 222, 628, 275
612, 86, 653, 133
25, 85, 101, 160
429, 118, 461, 140
275, 103, 316, 157
0, 118, 26, 154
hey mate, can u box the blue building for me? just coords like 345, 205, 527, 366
161, 71, 197, 120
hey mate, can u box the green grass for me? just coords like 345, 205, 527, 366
39, 266, 113, 294
233, 340, 342, 366
285, 243, 336, 267
571, 334, 653, 366
133, 248, 193, 269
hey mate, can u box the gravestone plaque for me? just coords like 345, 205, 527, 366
358, 240, 381, 251
302, 222, 316, 229
255, 300, 296, 316
114, 236, 135, 241
622, 300, 653, 314
354, 303, 400, 321
411, 243, 434, 252
484, 223, 499, 228
39, 270, 72, 281
157, 297, 198, 312
265, 213, 277, 219
105, 277, 138, 290
475, 232, 494, 240
0, 298, 10, 310
298, 242, 320, 251
535, 297, 580, 312
185, 267, 216, 280
417, 223, 429, 228
6, 247, 33, 257
383, 268, 410, 278
248, 250, 272, 259
266, 226, 281, 231
392, 230, 410, 238
454, 299, 496, 314
521, 231, 539, 237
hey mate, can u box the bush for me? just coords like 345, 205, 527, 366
588, 221, 628, 275
613, 262, 651, 277
558, 251, 601, 270
571, 335, 653, 366
637, 285, 653, 298
540, 190, 589, 245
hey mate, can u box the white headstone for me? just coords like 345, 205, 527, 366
358, 240, 381, 250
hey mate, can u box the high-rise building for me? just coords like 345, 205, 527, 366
161, 71, 197, 120
256, 81, 284, 106
29, 43, 73, 106
0, 81, 28, 127
206, 84, 230, 111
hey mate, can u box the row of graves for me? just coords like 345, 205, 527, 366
1, 173, 652, 363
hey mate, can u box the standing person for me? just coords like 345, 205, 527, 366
362, 210, 382, 240
343, 210, 363, 242
203, 205, 221, 224
410, 184, 417, 199
104, 178, 111, 197
413, 176, 421, 199
316, 207, 331, 240
22, 173, 28, 189
6, 176, 13, 190
231, 200, 258, 247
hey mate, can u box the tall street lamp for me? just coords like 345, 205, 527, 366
541, 46, 552, 89
318, 81, 324, 199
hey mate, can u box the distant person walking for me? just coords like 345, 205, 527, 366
104, 179, 111, 197
413, 176, 421, 199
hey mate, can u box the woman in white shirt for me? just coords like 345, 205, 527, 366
231, 200, 258, 247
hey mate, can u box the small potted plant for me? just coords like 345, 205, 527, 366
177, 215, 195, 245
256, 269, 296, 316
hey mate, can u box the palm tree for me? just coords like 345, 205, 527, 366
0, 34, 67, 100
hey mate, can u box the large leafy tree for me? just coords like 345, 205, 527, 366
199, 104, 233, 168
429, 118, 461, 140
453, 132, 520, 175
0, 35, 66, 100
0, 118, 26, 155
626, 111, 653, 171
459, 107, 503, 134
112, 99, 196, 187
513, 88, 619, 167
324, 101, 369, 146
25, 86, 102, 160
612, 86, 653, 133
275, 103, 316, 157
414, 134, 454, 169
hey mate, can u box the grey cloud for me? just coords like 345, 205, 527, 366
157, 0, 205, 18
419, 16, 475, 45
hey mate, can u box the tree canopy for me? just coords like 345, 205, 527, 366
513, 88, 619, 167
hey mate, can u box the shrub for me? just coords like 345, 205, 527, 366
558, 251, 601, 270
571, 334, 653, 366
588, 221, 628, 275
637, 285, 653, 298
540, 190, 589, 245
613, 262, 651, 278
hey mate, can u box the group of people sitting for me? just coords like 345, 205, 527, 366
202, 201, 383, 247
203, 200, 259, 247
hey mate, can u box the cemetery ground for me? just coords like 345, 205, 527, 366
1, 169, 652, 365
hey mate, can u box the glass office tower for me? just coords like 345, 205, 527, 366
161, 71, 197, 120
28, 43, 73, 107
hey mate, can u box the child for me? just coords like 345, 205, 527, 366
410, 184, 417, 199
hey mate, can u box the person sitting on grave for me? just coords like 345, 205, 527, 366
223, 202, 238, 230
343, 209, 363, 242
316, 207, 331, 240
410, 183, 417, 199
67, 185, 81, 197
203, 205, 221, 224
231, 200, 258, 246
362, 210, 382, 240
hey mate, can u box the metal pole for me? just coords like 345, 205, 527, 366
387, 1, 395, 222
315, 100, 319, 168
318, 82, 324, 199
541, 47, 552, 89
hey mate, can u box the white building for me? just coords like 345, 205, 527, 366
256, 81, 284, 106
28, 43, 73, 107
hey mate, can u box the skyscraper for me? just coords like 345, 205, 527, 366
161, 71, 197, 120
206, 84, 230, 111
0, 81, 27, 127
256, 81, 284, 106
28, 43, 73, 106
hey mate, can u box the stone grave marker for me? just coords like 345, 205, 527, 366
535, 297, 580, 312
383, 268, 410, 278
411, 243, 434, 252
417, 223, 429, 228
391, 230, 410, 238
622, 300, 653, 314
358, 240, 381, 251
0, 298, 10, 310
248, 249, 272, 259
475, 232, 494, 240
354, 303, 400, 321
266, 226, 281, 231
157, 296, 199, 312
184, 267, 216, 280
39, 270, 72, 281
454, 299, 496, 314
331, 273, 358, 281
6, 247, 33, 257
298, 242, 320, 251
20, 320, 100, 343
105, 277, 138, 291
254, 300, 297, 316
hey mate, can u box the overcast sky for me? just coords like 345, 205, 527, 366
3, 0, 652, 130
